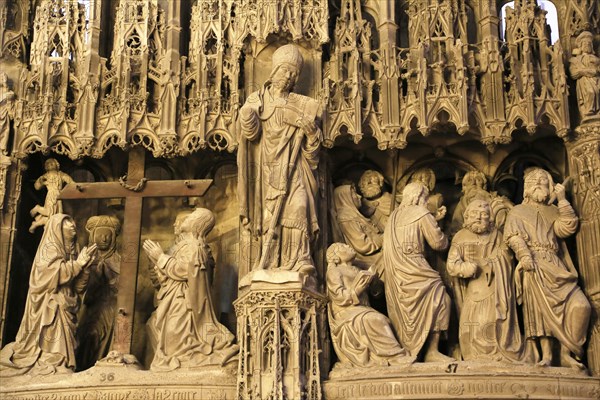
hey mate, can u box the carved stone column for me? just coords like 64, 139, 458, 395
0, 158, 26, 344
567, 123, 600, 376
234, 274, 327, 400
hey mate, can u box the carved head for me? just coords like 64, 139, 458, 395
410, 168, 436, 192
62, 218, 77, 247
326, 242, 356, 266
44, 158, 60, 172
270, 44, 303, 92
173, 209, 194, 237
461, 171, 487, 193
523, 168, 554, 205
576, 31, 594, 55
182, 208, 215, 239
401, 182, 429, 207
359, 170, 385, 199
463, 199, 492, 234
86, 215, 121, 252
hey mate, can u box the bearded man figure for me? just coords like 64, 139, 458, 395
505, 168, 591, 369
381, 182, 454, 362
237, 44, 321, 281
448, 200, 532, 363
358, 170, 393, 232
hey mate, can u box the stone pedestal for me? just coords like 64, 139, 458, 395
567, 123, 600, 376
234, 271, 327, 400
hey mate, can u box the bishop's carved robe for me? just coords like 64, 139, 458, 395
238, 87, 320, 272
381, 204, 450, 356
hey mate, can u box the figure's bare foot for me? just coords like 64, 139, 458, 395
536, 358, 552, 367
424, 350, 455, 363
560, 351, 585, 370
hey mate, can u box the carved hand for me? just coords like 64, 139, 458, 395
435, 205, 447, 221
461, 261, 477, 278
520, 255, 536, 272
78, 243, 98, 267
143, 240, 164, 264
554, 183, 566, 202
299, 118, 318, 138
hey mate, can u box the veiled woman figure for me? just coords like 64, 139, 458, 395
76, 215, 121, 370
326, 243, 413, 368
0, 214, 96, 376
333, 184, 383, 270
143, 208, 238, 371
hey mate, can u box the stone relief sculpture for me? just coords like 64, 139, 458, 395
29, 159, 75, 233
450, 170, 513, 236
326, 243, 413, 368
358, 170, 393, 232
569, 31, 600, 124
0, 214, 97, 376
237, 43, 321, 280
448, 199, 532, 363
0, 72, 15, 156
142, 208, 238, 371
76, 215, 121, 370
505, 168, 591, 369
381, 182, 454, 362
333, 184, 382, 269
408, 168, 446, 221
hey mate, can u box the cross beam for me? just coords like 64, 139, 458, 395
60, 147, 213, 356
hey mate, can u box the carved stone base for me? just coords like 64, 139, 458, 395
234, 273, 327, 400
324, 362, 600, 399
0, 364, 237, 400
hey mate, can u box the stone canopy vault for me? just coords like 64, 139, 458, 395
1, 0, 600, 399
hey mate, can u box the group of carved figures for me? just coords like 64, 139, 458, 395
0, 206, 238, 376
0, 43, 596, 378
329, 167, 591, 370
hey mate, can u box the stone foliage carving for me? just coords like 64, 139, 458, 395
569, 31, 600, 124
326, 243, 412, 368
238, 44, 321, 279
0, 214, 97, 376
29, 158, 75, 233
143, 208, 238, 371
76, 215, 122, 370
448, 199, 531, 363
380, 182, 453, 362
505, 168, 591, 369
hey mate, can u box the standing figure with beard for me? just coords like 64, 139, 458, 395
238, 44, 321, 281
358, 170, 393, 232
448, 200, 532, 363
505, 168, 591, 369
381, 182, 454, 362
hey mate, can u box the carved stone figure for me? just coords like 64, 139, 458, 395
505, 168, 591, 369
450, 170, 513, 236
358, 170, 393, 232
238, 44, 321, 278
76, 215, 121, 370
381, 182, 454, 362
570, 31, 600, 124
29, 159, 75, 233
448, 199, 532, 362
333, 184, 382, 269
326, 243, 412, 368
408, 168, 446, 221
0, 72, 15, 156
143, 208, 238, 371
0, 214, 97, 376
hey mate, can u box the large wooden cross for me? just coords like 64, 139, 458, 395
59, 147, 213, 356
